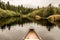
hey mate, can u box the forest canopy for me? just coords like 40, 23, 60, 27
0, 1, 60, 18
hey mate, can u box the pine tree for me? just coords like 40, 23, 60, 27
6, 1, 10, 10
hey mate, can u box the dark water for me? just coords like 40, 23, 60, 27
0, 17, 60, 40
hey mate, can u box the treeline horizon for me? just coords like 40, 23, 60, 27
0, 1, 60, 18
0, 1, 34, 13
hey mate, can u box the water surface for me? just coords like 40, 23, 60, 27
0, 17, 60, 40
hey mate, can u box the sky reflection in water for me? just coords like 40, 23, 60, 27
0, 23, 60, 40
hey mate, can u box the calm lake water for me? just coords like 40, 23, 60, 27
0, 17, 60, 40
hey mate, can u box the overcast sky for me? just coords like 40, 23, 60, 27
2, 0, 60, 8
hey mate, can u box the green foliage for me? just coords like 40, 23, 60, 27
0, 1, 60, 19
43, 7, 54, 17
27, 5, 60, 18
21, 8, 33, 14
0, 8, 20, 18
0, 1, 34, 14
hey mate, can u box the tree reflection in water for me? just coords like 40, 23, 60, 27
0, 17, 60, 31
